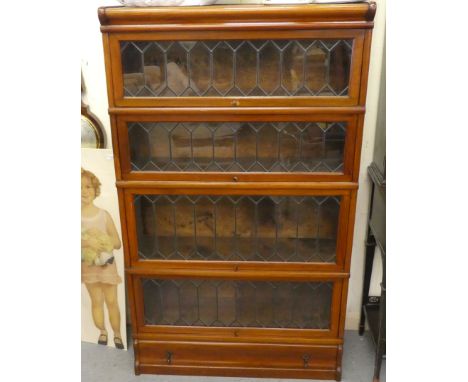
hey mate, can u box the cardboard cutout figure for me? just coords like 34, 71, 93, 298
81, 149, 127, 349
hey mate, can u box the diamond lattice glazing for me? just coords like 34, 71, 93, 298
142, 278, 333, 329
121, 39, 353, 97
128, 121, 346, 173
135, 195, 340, 263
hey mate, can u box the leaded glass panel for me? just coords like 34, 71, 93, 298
128, 122, 346, 173
142, 278, 333, 329
121, 40, 353, 97
135, 195, 340, 263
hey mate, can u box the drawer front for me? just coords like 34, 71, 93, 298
124, 189, 352, 269
137, 340, 338, 375
116, 113, 359, 182
108, 30, 365, 107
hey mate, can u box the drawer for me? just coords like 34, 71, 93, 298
136, 340, 339, 379
115, 112, 360, 182
106, 29, 366, 108
122, 186, 353, 271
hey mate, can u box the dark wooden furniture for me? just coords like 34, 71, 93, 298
99, 3, 376, 380
359, 162, 385, 382
359, 50, 385, 382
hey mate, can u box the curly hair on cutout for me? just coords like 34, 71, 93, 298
81, 167, 101, 197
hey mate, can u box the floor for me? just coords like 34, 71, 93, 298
82, 330, 385, 382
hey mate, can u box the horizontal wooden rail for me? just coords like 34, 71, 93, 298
98, 3, 376, 26
116, 180, 359, 191
109, 106, 366, 115
126, 266, 350, 281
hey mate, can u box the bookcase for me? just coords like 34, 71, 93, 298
99, 2, 376, 380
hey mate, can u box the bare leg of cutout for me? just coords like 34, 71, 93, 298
85, 282, 107, 336
102, 283, 121, 339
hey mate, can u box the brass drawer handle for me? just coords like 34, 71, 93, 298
231, 99, 240, 107
302, 354, 311, 368
166, 351, 173, 365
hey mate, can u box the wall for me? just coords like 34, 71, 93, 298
81, 0, 386, 330
81, 0, 116, 145
346, 0, 386, 328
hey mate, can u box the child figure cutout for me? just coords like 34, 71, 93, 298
81, 168, 124, 349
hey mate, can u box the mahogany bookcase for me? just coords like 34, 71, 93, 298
99, 2, 376, 380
